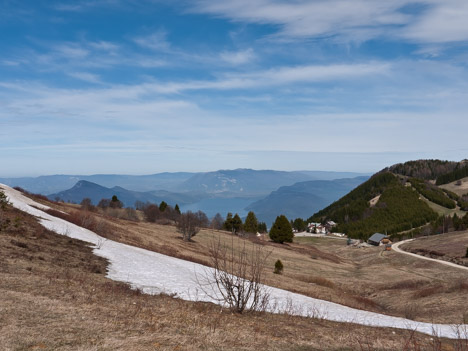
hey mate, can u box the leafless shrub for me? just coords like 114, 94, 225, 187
448, 280, 468, 293
177, 211, 200, 242
124, 208, 139, 221
95, 237, 107, 250
384, 279, 428, 290
45, 209, 109, 236
297, 275, 335, 289
412, 285, 443, 299
80, 198, 95, 211
210, 213, 224, 230
351, 295, 383, 311
143, 204, 160, 222
197, 236, 271, 313
403, 303, 420, 320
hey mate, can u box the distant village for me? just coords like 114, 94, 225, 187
298, 221, 392, 249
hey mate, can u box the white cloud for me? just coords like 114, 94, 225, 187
189, 0, 411, 40
220, 48, 256, 65
88, 40, 120, 52
189, 0, 468, 45
146, 62, 391, 93
54, 44, 90, 59
67, 72, 103, 84
133, 30, 171, 51
403, 1, 468, 43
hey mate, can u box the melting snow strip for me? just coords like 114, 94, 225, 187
2, 183, 467, 340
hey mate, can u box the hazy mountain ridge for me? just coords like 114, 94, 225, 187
178, 169, 314, 194
0, 169, 370, 195
0, 173, 195, 194
247, 177, 368, 225
48, 180, 198, 208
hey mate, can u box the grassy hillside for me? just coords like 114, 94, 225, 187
310, 172, 438, 239
5, 186, 468, 351
409, 178, 456, 209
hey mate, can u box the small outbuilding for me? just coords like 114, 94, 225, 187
367, 233, 388, 246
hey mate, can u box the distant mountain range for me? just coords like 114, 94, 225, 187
0, 169, 370, 195
0, 173, 194, 194
1, 169, 370, 226
48, 180, 203, 208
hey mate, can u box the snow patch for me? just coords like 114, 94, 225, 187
2, 183, 467, 339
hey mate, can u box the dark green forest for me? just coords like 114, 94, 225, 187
309, 172, 438, 239
384, 159, 459, 180
436, 164, 468, 185
408, 178, 456, 209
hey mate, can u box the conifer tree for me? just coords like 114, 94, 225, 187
159, 201, 168, 212
269, 215, 293, 243
232, 213, 243, 234
223, 212, 233, 231
243, 211, 258, 233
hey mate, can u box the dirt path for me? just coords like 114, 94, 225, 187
393, 239, 468, 272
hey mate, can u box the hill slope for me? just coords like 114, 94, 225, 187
0, 172, 195, 194
48, 180, 200, 207
310, 160, 468, 239
310, 172, 438, 239
246, 177, 368, 226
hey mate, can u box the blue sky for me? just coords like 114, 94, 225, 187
1, 0, 468, 176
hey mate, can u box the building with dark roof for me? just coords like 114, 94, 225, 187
368, 233, 388, 246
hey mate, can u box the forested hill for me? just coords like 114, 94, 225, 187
309, 159, 468, 239
383, 159, 460, 180
309, 172, 438, 239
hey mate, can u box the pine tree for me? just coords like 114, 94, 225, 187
0, 190, 9, 210
274, 259, 284, 274
159, 201, 168, 212
257, 222, 267, 233
232, 213, 243, 234
243, 211, 258, 233
110, 195, 123, 208
223, 212, 233, 231
174, 204, 181, 214
269, 215, 293, 243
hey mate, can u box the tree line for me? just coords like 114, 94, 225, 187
409, 178, 456, 209
78, 195, 296, 243
436, 163, 468, 185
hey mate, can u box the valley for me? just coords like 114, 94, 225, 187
3, 160, 468, 350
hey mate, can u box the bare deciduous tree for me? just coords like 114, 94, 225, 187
198, 236, 271, 313
177, 211, 200, 241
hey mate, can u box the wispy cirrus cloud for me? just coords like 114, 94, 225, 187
67, 72, 103, 84
402, 1, 468, 43
188, 0, 410, 41
133, 30, 171, 52
220, 48, 256, 65
146, 62, 391, 93
189, 0, 468, 45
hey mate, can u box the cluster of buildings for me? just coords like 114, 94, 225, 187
307, 221, 337, 234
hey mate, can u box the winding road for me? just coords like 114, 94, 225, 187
392, 239, 468, 272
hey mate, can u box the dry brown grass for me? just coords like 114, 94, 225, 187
4, 202, 464, 350
402, 230, 468, 260
16, 197, 468, 325
440, 177, 468, 197
297, 275, 336, 289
